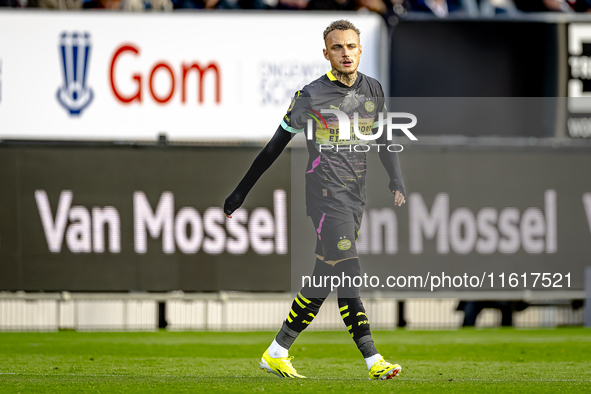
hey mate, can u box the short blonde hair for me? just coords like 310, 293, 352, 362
323, 20, 361, 41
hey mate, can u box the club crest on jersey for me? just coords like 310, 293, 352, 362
365, 101, 375, 112
57, 32, 94, 116
337, 238, 352, 251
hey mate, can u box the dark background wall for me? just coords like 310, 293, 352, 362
2, 141, 590, 292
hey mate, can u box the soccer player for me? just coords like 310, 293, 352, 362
223, 20, 406, 380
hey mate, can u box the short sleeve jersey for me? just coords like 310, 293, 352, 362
281, 71, 386, 215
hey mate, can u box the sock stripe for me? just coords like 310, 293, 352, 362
294, 297, 305, 309
284, 291, 326, 338
298, 292, 311, 304
338, 296, 374, 349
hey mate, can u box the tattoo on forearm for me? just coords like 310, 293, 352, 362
331, 68, 357, 87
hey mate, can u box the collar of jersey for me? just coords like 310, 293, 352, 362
326, 70, 360, 89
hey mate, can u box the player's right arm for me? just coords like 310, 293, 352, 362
223, 90, 309, 217
223, 126, 293, 217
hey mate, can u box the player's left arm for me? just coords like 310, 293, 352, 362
374, 83, 406, 207
376, 131, 406, 207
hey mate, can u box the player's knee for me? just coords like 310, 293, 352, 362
336, 258, 361, 277
335, 258, 361, 298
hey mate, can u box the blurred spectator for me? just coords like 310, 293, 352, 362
382, 0, 409, 19
514, 0, 591, 12
25, 0, 82, 7
120, 0, 172, 10
150, 0, 173, 9
82, 0, 120, 8
570, 0, 591, 11
357, 0, 387, 13
306, 0, 385, 12
277, 0, 307, 9
237, 0, 276, 9
119, 0, 142, 9
5, 0, 590, 14
406, 0, 460, 16
307, 0, 356, 11
171, 0, 241, 9
477, 0, 520, 16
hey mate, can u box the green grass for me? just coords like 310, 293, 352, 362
0, 328, 590, 393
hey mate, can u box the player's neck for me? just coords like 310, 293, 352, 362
331, 69, 358, 87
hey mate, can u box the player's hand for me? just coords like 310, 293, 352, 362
223, 192, 244, 218
392, 190, 406, 207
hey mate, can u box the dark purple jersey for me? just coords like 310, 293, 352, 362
282, 71, 386, 215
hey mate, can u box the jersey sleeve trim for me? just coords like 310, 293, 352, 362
281, 119, 304, 134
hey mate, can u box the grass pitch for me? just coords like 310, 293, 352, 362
0, 328, 590, 393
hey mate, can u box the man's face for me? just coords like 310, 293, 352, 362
323, 29, 362, 75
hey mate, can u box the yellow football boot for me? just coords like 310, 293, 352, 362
368, 358, 401, 380
259, 349, 306, 378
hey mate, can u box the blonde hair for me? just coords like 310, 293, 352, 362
323, 20, 361, 41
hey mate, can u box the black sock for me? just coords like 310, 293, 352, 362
275, 258, 334, 349
336, 258, 378, 358
285, 291, 325, 333
338, 297, 378, 358
275, 291, 325, 350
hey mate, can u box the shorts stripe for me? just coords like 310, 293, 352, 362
316, 213, 326, 240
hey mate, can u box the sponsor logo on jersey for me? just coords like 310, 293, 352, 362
57, 32, 94, 116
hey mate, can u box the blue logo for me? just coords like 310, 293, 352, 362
57, 32, 93, 116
